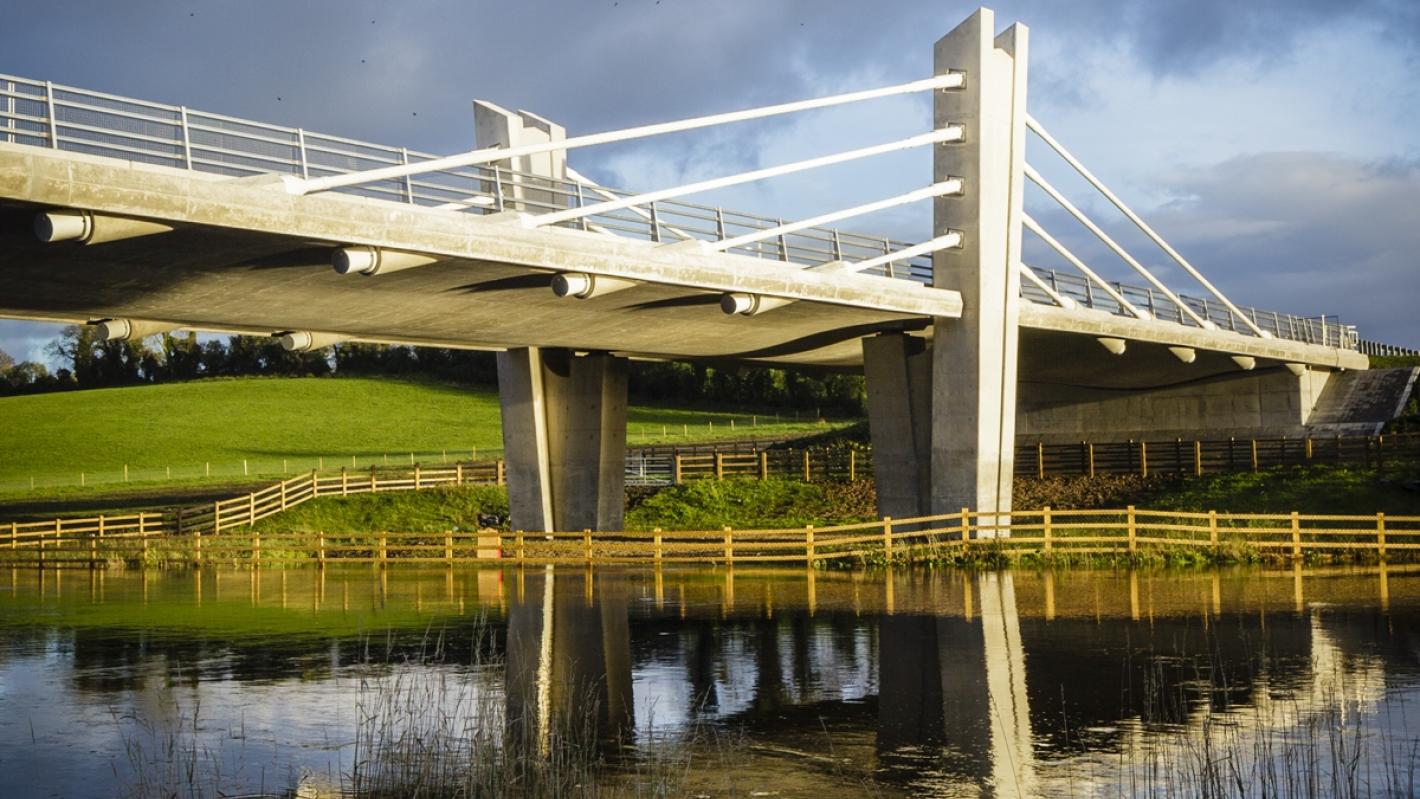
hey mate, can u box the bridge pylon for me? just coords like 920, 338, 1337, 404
865, 8, 1027, 530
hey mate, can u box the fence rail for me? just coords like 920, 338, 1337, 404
5, 506, 1418, 568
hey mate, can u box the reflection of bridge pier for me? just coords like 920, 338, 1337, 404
877, 572, 1037, 796
505, 568, 634, 751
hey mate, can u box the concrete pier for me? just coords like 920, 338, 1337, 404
498, 348, 628, 532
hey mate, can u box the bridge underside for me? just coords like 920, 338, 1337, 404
0, 202, 1363, 383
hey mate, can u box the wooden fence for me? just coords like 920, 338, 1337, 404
1015, 433, 1420, 478
5, 506, 1418, 568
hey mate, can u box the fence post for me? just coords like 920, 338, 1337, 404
1305, 437, 1313, 461
1209, 510, 1219, 548
962, 507, 971, 547
1087, 442, 1096, 478
317, 533, 326, 566
415, 464, 422, 490
849, 449, 857, 482
92, 515, 103, 565
1194, 440, 1203, 477
311, 469, 319, 498
802, 449, 811, 482
1250, 439, 1259, 472
193, 529, 202, 566
280, 480, 287, 510
584, 529, 593, 563
1140, 441, 1149, 477
654, 528, 663, 563
1126, 506, 1137, 554
516, 530, 525, 560
341, 468, 349, 496
883, 516, 894, 560
759, 450, 769, 481
213, 502, 221, 533
1377, 512, 1387, 561
1377, 435, 1386, 474
723, 526, 733, 564
445, 531, 453, 564
714, 451, 724, 480
1042, 507, 1052, 553
370, 466, 378, 492
805, 525, 815, 564
252, 530, 261, 564
248, 492, 256, 525
1290, 511, 1302, 560
379, 534, 387, 566
9, 521, 14, 550
456, 463, 464, 486
1036, 442, 1045, 479
497, 459, 506, 485
673, 454, 684, 485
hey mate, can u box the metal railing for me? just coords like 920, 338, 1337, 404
1021, 267, 1361, 349
1359, 340, 1419, 358
0, 72, 1355, 349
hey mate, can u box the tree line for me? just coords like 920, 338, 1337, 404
0, 326, 866, 415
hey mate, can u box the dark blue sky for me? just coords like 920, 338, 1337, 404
2, 0, 1417, 363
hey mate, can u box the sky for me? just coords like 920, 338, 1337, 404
1, 0, 1417, 365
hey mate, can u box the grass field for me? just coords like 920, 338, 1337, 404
0, 377, 852, 492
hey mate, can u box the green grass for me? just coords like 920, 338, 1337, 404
1141, 464, 1420, 516
239, 479, 878, 535
625, 479, 877, 530
251, 486, 509, 534
0, 376, 853, 493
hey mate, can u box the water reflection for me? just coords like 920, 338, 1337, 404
0, 564, 1417, 797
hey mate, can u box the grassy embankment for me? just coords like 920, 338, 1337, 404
0, 376, 851, 506
245, 464, 1420, 532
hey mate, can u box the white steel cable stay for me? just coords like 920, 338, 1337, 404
1026, 115, 1268, 339
285, 74, 966, 196
1023, 164, 1212, 329
708, 180, 963, 253
528, 127, 963, 229
844, 233, 964, 274
1022, 214, 1148, 320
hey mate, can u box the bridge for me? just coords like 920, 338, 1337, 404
0, 9, 1411, 532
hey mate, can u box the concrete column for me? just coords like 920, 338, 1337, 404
473, 100, 566, 212
930, 9, 1027, 523
498, 348, 628, 532
863, 332, 933, 519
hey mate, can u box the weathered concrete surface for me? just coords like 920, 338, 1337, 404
498, 348, 627, 532
1306, 367, 1419, 436
1018, 367, 1328, 443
